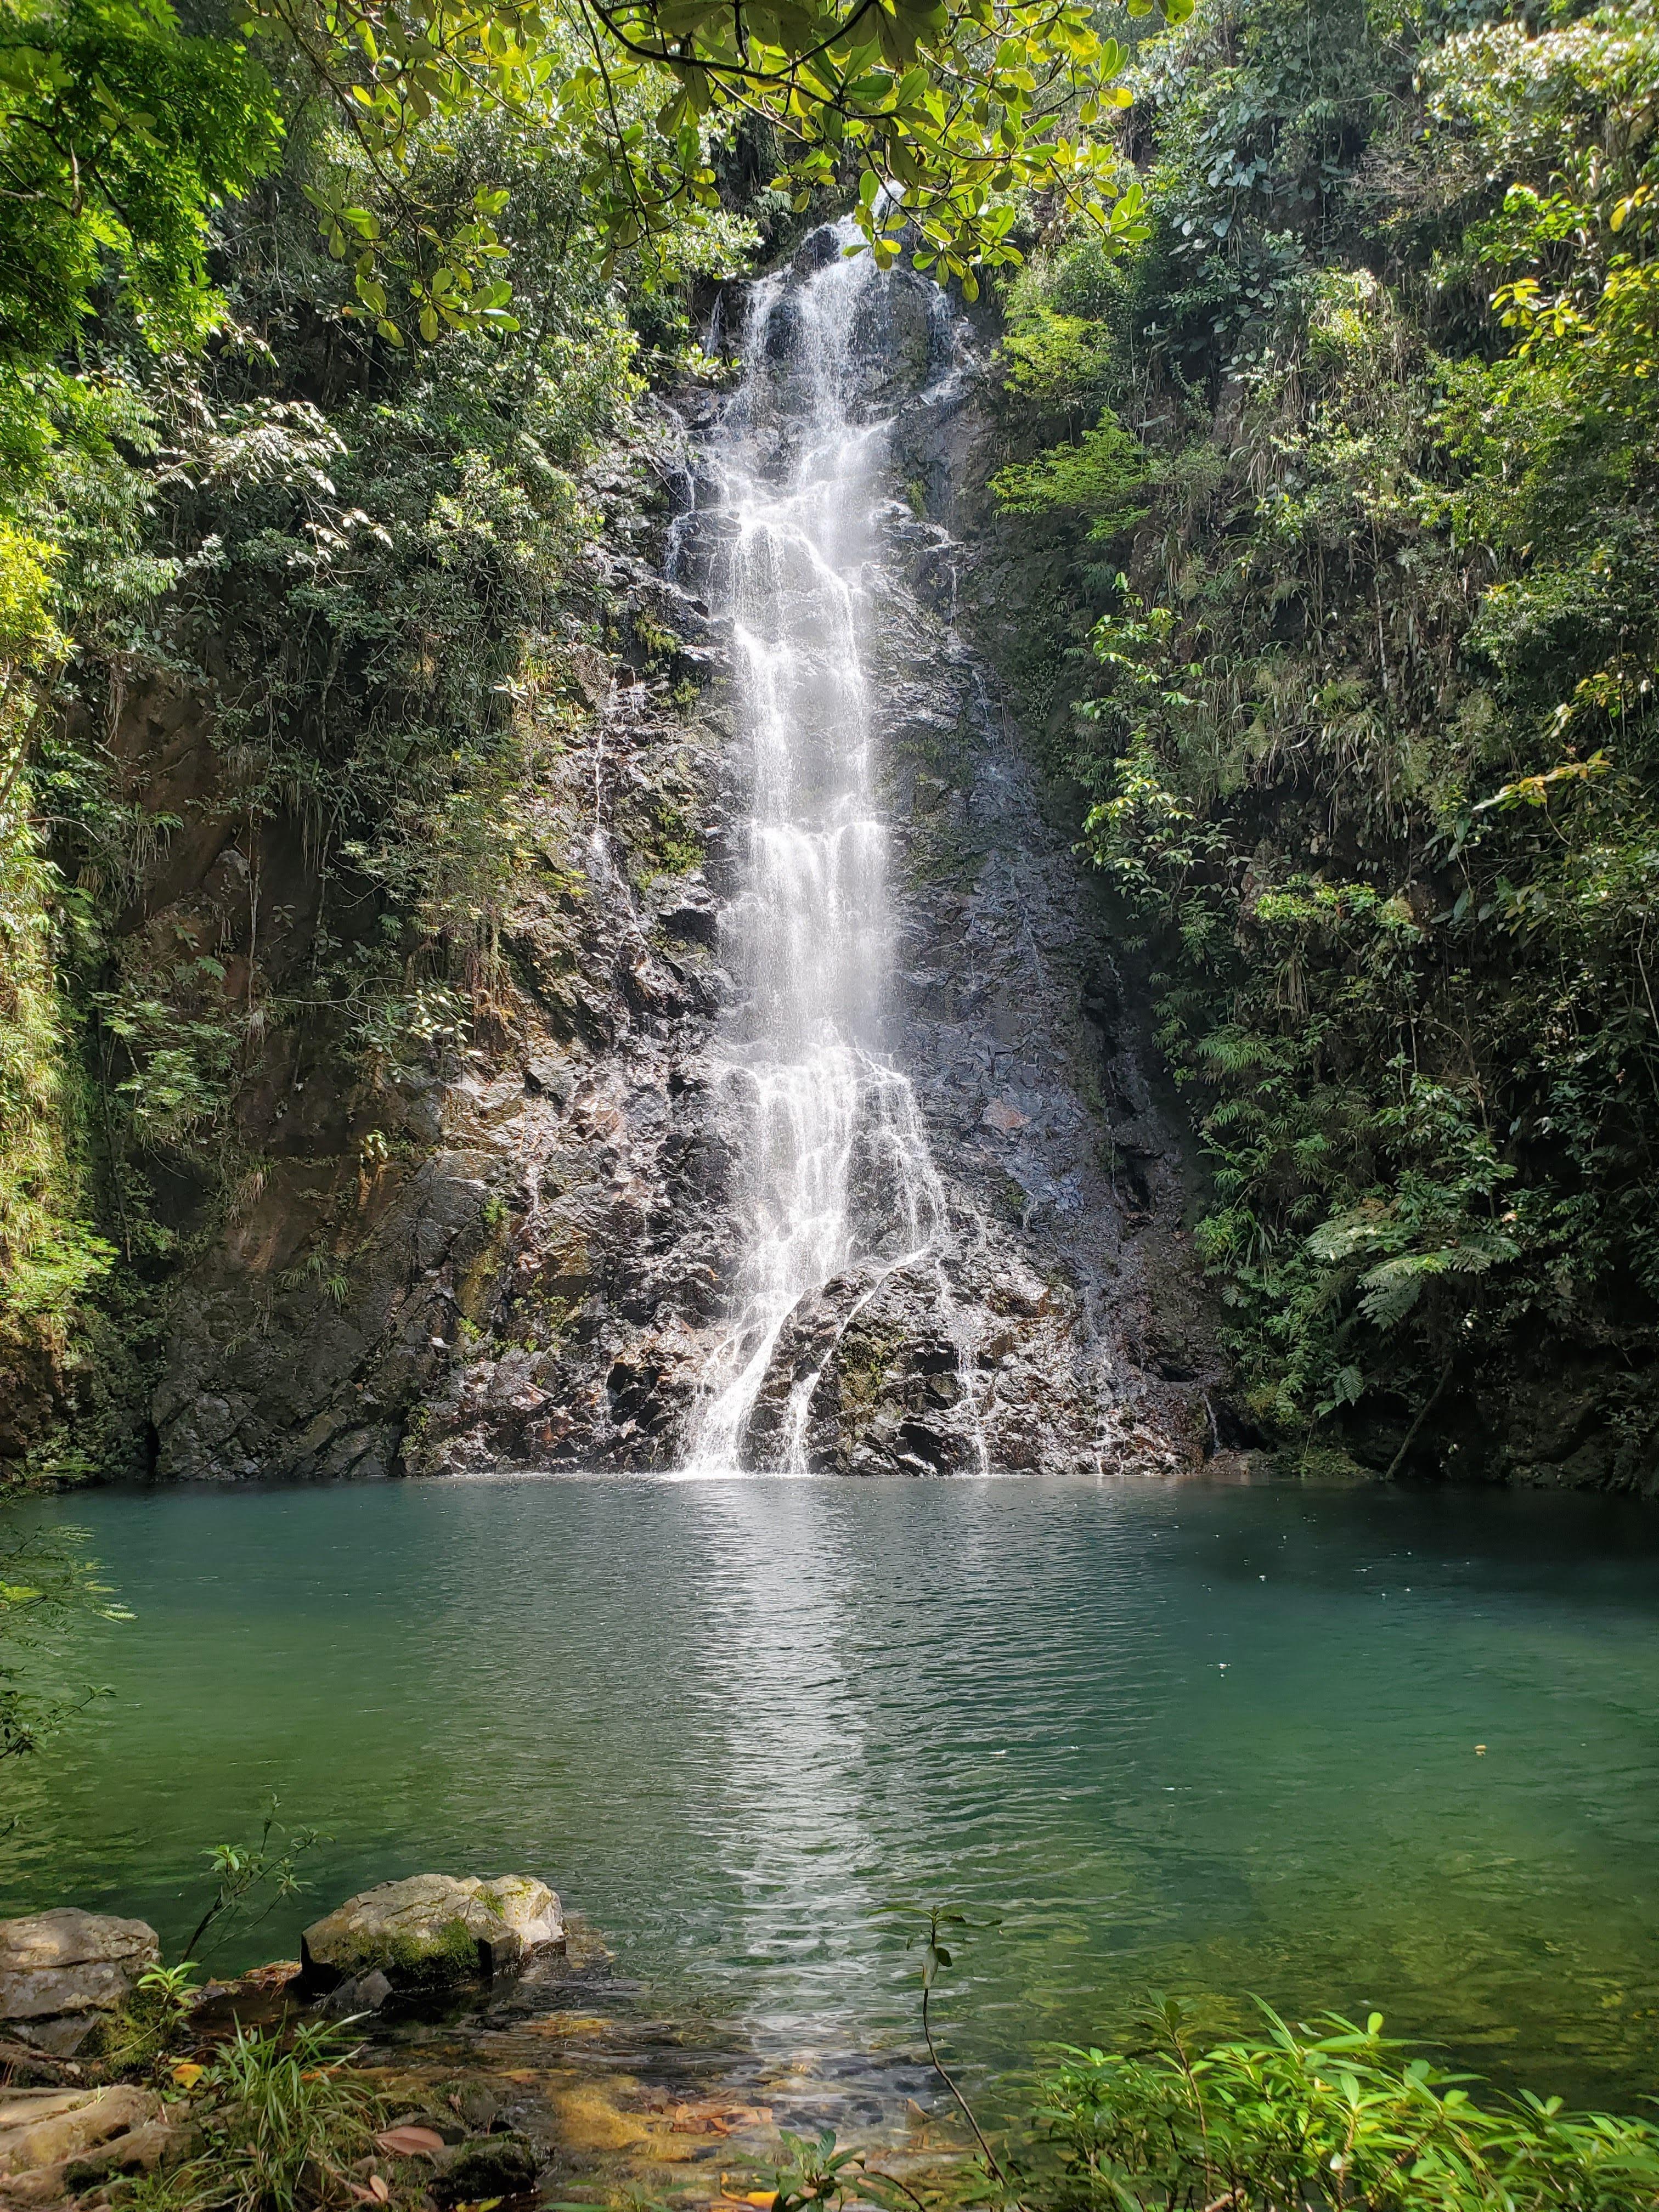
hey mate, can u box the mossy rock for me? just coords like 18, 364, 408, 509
300, 1875, 563, 1994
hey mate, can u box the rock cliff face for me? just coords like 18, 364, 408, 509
152, 515, 737, 1482
151, 246, 1222, 1481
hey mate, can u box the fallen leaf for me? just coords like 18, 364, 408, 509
376, 2127, 447, 2158
171, 2062, 206, 2089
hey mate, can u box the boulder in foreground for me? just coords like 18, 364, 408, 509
0, 1910, 160, 2057
300, 1875, 563, 1994
0, 2084, 173, 2203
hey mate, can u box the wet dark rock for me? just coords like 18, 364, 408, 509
318, 1968, 394, 2018
432, 2133, 539, 2204
523, 1052, 574, 1107
792, 227, 840, 276
657, 873, 719, 946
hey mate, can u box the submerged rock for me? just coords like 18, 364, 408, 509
300, 1875, 563, 1994
431, 2133, 540, 2204
0, 1910, 159, 2057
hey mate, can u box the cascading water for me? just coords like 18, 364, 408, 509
684, 230, 973, 1474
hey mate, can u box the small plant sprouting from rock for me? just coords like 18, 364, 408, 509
106, 1959, 211, 2072
275, 1252, 351, 1312
183, 1801, 328, 1966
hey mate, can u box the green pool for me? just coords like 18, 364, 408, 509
7, 1475, 1658, 2111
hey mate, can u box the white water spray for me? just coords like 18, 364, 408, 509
685, 232, 968, 1474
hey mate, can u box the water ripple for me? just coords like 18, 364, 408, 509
7, 1476, 1659, 2111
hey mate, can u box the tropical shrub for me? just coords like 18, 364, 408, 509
983, 0, 1659, 1481
1041, 2002, 1659, 2212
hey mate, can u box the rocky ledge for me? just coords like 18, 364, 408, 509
0, 1876, 564, 2065
0, 1915, 159, 2062
0, 1874, 568, 2210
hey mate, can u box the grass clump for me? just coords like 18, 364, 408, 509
129, 2021, 385, 2212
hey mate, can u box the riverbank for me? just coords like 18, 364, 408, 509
0, 1878, 969, 2212
7, 1877, 1659, 2212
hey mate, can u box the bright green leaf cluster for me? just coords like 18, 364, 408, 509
0, 0, 281, 367
240, 0, 1193, 336
1043, 1999, 1659, 2212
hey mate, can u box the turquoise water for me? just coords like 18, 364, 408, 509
6, 1475, 1659, 2109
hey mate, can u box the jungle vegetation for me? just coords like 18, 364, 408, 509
5, 0, 1659, 1491
988, 0, 1659, 1483
0, 0, 1204, 1481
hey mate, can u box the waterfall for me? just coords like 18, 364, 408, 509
684, 229, 968, 1474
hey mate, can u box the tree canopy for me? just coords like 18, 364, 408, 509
0, 0, 1195, 368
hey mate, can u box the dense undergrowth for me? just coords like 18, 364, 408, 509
78, 1997, 1659, 2212
984, 0, 1659, 1485
0, 64, 746, 1480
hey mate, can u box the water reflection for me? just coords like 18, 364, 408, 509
7, 1476, 1659, 2110
676, 1482, 885, 2054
